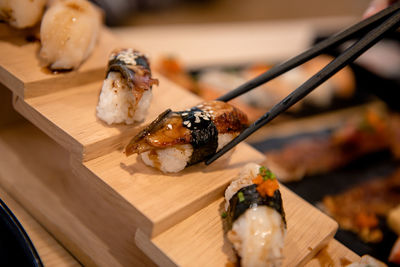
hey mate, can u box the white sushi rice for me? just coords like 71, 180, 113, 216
96, 72, 152, 125
228, 206, 285, 267
141, 144, 193, 173
140, 133, 237, 173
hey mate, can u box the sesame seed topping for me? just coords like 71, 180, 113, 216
167, 124, 172, 129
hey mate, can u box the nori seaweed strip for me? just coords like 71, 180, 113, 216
227, 184, 286, 228
134, 56, 150, 70
179, 107, 218, 166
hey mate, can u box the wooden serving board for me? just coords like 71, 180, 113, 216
0, 24, 345, 266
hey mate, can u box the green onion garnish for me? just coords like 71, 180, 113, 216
259, 166, 267, 176
221, 212, 227, 219
238, 192, 245, 202
260, 166, 276, 180
266, 169, 276, 180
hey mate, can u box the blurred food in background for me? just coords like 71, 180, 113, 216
265, 106, 400, 182
156, 55, 357, 123
322, 169, 400, 243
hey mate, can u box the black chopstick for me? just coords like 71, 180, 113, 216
217, 1, 400, 103
206, 9, 400, 165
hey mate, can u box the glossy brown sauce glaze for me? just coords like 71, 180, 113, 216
199, 101, 248, 134
125, 112, 191, 155
125, 101, 248, 155
145, 113, 191, 147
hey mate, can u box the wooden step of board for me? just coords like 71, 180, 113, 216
71, 141, 265, 237
0, 119, 156, 266
135, 189, 338, 267
0, 24, 116, 99
13, 74, 200, 161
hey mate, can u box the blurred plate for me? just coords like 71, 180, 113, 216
0, 199, 43, 267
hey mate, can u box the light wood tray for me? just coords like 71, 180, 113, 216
0, 24, 342, 266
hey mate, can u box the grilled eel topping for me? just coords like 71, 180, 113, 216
125, 101, 248, 165
107, 48, 159, 99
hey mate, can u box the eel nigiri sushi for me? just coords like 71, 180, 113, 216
0, 0, 47, 29
96, 48, 159, 125
125, 100, 248, 173
39, 0, 102, 70
225, 163, 286, 267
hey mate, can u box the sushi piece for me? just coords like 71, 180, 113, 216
389, 238, 400, 265
39, 0, 102, 70
224, 163, 286, 267
388, 205, 400, 236
346, 255, 387, 267
125, 100, 248, 173
0, 0, 47, 29
96, 48, 159, 125
265, 107, 391, 182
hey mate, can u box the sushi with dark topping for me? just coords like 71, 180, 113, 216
97, 48, 159, 125
125, 100, 248, 173
225, 163, 286, 267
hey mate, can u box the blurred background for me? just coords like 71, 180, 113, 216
92, 0, 370, 26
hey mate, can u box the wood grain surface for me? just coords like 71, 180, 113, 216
72, 141, 265, 237
0, 120, 156, 267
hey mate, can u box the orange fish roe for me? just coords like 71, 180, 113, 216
252, 174, 264, 185
257, 179, 279, 197
252, 167, 280, 198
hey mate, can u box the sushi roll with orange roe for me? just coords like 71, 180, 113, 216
97, 48, 159, 125
224, 163, 286, 267
125, 100, 248, 173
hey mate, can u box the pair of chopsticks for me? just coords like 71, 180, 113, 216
205, 2, 400, 165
